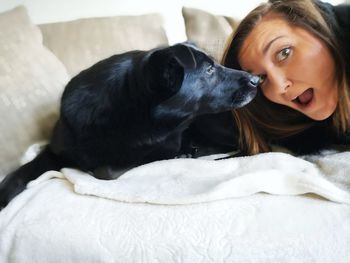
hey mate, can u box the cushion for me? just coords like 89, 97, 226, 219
39, 14, 169, 77
182, 7, 238, 62
0, 6, 70, 178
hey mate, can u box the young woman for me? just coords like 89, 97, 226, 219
200, 0, 350, 155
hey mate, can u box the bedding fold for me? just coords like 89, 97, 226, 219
27, 151, 350, 205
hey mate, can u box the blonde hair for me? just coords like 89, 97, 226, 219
222, 0, 350, 154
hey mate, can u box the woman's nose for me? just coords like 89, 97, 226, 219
268, 71, 291, 95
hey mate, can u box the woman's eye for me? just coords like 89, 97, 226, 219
258, 75, 266, 85
276, 47, 292, 62
206, 65, 215, 75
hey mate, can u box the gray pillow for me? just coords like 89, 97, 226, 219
39, 14, 169, 77
182, 7, 238, 62
0, 6, 70, 178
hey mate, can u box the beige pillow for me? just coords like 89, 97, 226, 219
182, 7, 238, 62
39, 14, 169, 77
0, 6, 70, 178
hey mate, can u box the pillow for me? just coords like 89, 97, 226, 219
0, 6, 70, 178
39, 14, 169, 77
182, 7, 238, 62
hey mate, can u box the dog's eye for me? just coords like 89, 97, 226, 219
206, 65, 215, 75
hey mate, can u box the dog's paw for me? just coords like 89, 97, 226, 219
174, 153, 193, 159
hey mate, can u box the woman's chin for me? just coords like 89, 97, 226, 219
306, 103, 337, 121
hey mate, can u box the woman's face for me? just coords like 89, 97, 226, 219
238, 15, 338, 120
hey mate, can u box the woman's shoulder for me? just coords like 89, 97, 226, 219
315, 1, 350, 65
271, 120, 333, 155
332, 4, 350, 30
314, 1, 350, 31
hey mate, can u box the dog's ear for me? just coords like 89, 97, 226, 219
148, 44, 197, 72
169, 44, 197, 69
147, 46, 187, 96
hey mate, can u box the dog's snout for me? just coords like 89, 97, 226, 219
249, 75, 260, 87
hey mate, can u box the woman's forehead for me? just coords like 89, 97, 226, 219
238, 16, 293, 70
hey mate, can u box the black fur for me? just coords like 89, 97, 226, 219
0, 43, 258, 209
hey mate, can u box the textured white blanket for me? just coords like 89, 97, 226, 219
0, 149, 350, 262
28, 151, 350, 205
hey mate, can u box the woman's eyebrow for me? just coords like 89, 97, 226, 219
263, 36, 286, 54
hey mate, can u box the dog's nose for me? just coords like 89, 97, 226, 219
249, 75, 260, 87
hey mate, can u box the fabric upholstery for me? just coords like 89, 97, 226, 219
182, 7, 238, 62
0, 6, 70, 178
39, 14, 169, 77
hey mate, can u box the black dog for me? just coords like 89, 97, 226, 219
0, 43, 259, 209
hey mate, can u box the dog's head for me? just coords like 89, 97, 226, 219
147, 43, 259, 118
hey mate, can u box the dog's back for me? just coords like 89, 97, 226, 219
0, 44, 258, 209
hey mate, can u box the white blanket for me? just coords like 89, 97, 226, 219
1, 149, 350, 262
29, 151, 350, 205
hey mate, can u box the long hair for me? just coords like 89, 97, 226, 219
222, 0, 350, 154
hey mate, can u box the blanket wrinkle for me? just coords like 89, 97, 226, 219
24, 150, 350, 205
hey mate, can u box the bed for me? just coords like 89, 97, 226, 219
1, 145, 350, 262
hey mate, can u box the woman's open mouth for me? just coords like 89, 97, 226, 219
292, 88, 314, 109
